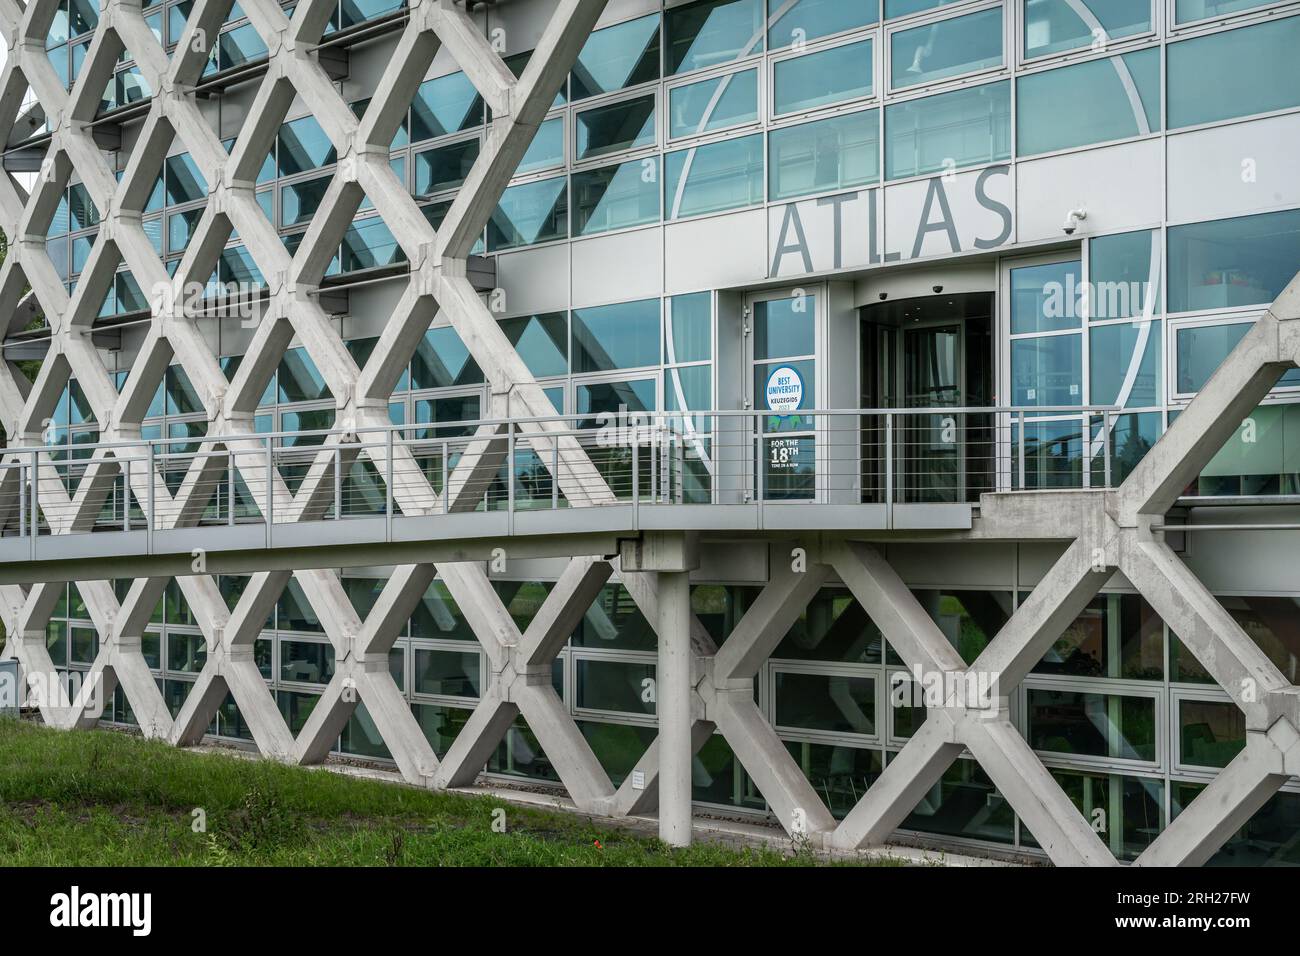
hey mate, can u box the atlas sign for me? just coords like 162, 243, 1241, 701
768, 165, 1014, 279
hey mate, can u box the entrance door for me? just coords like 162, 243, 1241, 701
745, 289, 817, 501
901, 324, 963, 502
860, 293, 995, 504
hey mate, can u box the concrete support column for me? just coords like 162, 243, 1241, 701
623, 532, 699, 847
657, 568, 692, 847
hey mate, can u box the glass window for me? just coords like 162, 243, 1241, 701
83, 0, 119, 31
218, 21, 267, 69
754, 294, 815, 359
166, 632, 206, 673
1176, 322, 1300, 393
411, 326, 483, 389
1188, 404, 1300, 497
1011, 335, 1083, 407
666, 0, 764, 76
1090, 230, 1161, 320
67, 183, 98, 231
668, 69, 759, 139
581, 721, 658, 786
890, 7, 1003, 90
1168, 16, 1300, 129
413, 394, 481, 439
570, 13, 661, 100
280, 175, 331, 227
775, 671, 876, 735
1177, 595, 1300, 684
487, 176, 567, 252
341, 0, 403, 28
411, 72, 484, 141
507, 50, 568, 109
413, 703, 471, 758
886, 0, 964, 16
1174, 785, 1300, 867
769, 0, 878, 48
413, 648, 481, 699
1024, 0, 1151, 59
1011, 260, 1081, 334
1017, 48, 1160, 156
1168, 209, 1300, 315
500, 313, 568, 378
774, 39, 873, 116
901, 758, 1014, 844
575, 658, 656, 715
664, 133, 764, 219
277, 116, 336, 176
1023, 768, 1163, 862
773, 590, 884, 664
1175, 0, 1286, 25
884, 80, 1010, 180
1090, 322, 1161, 408
769, 110, 880, 201
1026, 689, 1157, 761
913, 589, 1011, 665
576, 377, 657, 431
575, 94, 656, 162
572, 299, 661, 372
164, 153, 207, 204
277, 347, 328, 403
517, 116, 564, 174
165, 364, 203, 415
572, 158, 661, 236
1179, 698, 1245, 768
280, 640, 335, 684
414, 138, 479, 198
1092, 410, 1162, 485
1033, 594, 1165, 680
666, 293, 712, 363
665, 364, 712, 421
572, 585, 656, 651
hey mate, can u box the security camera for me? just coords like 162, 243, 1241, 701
932, 285, 943, 294
1063, 208, 1088, 236
878, 292, 888, 301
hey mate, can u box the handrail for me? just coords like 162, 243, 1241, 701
0, 406, 1120, 456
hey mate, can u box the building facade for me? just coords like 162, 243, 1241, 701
2, 0, 1300, 865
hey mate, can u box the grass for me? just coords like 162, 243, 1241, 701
0, 719, 900, 867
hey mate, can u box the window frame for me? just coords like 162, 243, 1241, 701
883, 0, 1010, 97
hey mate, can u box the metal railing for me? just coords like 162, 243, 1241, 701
0, 406, 1125, 544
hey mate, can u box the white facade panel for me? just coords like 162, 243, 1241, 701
496, 243, 572, 315
570, 227, 664, 307
1015, 139, 1163, 242
664, 209, 766, 293
1167, 113, 1300, 225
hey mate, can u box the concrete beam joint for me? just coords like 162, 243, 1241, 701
618, 533, 699, 573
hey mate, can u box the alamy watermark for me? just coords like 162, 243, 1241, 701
1042, 276, 1155, 322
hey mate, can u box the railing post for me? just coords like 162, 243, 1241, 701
19, 462, 26, 540
226, 450, 235, 527
1103, 410, 1113, 488
385, 428, 394, 542
265, 436, 273, 550
1017, 410, 1026, 491
884, 412, 894, 529
145, 443, 154, 554
334, 444, 342, 520
124, 456, 131, 531
632, 430, 639, 530
551, 440, 559, 510
506, 425, 515, 534
441, 440, 449, 513
649, 420, 658, 504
